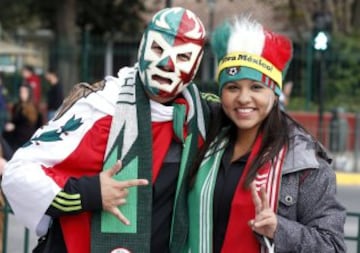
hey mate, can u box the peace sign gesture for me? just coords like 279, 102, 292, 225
248, 182, 278, 239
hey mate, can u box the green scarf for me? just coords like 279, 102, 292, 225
187, 130, 286, 253
91, 67, 210, 253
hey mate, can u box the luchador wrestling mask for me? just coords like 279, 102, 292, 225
137, 7, 206, 99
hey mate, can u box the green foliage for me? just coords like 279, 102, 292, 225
326, 33, 360, 112
286, 33, 360, 112
0, 0, 40, 30
0, 0, 147, 36
77, 0, 147, 35
287, 96, 318, 112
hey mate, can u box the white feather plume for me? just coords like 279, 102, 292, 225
227, 15, 265, 55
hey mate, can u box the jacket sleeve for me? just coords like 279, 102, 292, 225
45, 175, 102, 217
1, 80, 118, 236
273, 161, 347, 252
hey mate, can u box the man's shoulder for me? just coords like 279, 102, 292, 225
200, 92, 220, 103
54, 80, 107, 119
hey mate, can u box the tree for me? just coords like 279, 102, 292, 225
0, 0, 147, 92
353, 0, 360, 28
259, 0, 360, 41
0, 0, 40, 31
50, 0, 78, 94
77, 0, 147, 36
258, 0, 360, 111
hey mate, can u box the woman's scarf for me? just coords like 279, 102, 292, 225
187, 131, 286, 253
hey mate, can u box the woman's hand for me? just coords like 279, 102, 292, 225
100, 160, 149, 225
248, 182, 278, 239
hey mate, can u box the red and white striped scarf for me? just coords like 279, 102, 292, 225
187, 132, 286, 253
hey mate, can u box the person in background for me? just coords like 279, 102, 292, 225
186, 16, 346, 253
279, 81, 293, 111
44, 68, 64, 121
21, 65, 42, 107
2, 7, 213, 253
3, 84, 42, 151
0, 73, 9, 134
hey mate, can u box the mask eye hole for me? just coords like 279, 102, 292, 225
151, 41, 163, 56
177, 52, 192, 62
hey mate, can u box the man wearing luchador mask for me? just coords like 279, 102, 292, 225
2, 7, 215, 253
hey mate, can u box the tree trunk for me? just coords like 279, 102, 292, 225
55, 0, 79, 95
344, 0, 353, 33
352, 0, 360, 31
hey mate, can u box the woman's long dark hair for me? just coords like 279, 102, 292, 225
189, 100, 302, 188
243, 103, 289, 187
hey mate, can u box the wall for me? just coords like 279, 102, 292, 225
289, 111, 357, 151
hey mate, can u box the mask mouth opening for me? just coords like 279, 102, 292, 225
152, 74, 172, 85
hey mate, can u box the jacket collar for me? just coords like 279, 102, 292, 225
283, 126, 332, 175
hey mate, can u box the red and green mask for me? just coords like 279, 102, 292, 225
137, 7, 206, 99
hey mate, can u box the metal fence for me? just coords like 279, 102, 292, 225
346, 212, 360, 253
0, 199, 359, 253
0, 196, 32, 253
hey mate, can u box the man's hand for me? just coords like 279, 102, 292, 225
100, 160, 149, 225
248, 182, 277, 239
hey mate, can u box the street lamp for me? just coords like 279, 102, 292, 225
312, 10, 331, 143
208, 0, 215, 34
165, 0, 172, 8
314, 31, 329, 51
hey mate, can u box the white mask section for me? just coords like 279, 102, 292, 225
142, 30, 202, 94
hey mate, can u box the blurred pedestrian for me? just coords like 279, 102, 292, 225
44, 68, 63, 121
21, 65, 42, 107
3, 84, 42, 150
0, 73, 9, 134
279, 81, 293, 111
